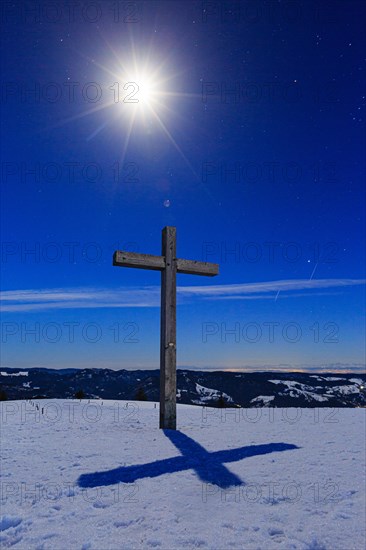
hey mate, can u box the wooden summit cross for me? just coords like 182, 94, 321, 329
113, 226, 219, 430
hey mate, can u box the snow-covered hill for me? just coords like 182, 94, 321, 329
1, 368, 365, 408
1, 400, 365, 549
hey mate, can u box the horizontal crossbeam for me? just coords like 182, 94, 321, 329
113, 251, 165, 271
176, 258, 219, 276
113, 251, 219, 277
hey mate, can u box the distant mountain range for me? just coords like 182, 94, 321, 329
1, 367, 365, 407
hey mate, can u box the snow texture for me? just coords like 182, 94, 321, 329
250, 395, 275, 404
193, 383, 233, 404
0, 400, 365, 549
0, 371, 28, 377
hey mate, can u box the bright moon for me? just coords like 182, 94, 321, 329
78, 48, 193, 171
112, 56, 168, 120
124, 72, 157, 110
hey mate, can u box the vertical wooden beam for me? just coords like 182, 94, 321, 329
159, 226, 177, 429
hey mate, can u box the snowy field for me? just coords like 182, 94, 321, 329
1, 400, 365, 550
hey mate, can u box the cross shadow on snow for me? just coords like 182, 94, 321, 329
78, 430, 299, 490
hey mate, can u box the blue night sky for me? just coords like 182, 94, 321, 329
1, 0, 365, 372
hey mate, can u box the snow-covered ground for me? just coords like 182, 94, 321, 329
1, 400, 365, 549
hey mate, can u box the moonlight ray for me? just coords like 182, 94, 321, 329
43, 35, 208, 182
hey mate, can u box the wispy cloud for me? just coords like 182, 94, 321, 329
176, 278, 366, 296
209, 291, 342, 301
1, 279, 364, 312
0, 287, 161, 312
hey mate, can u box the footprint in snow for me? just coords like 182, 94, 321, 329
92, 501, 110, 509
0, 516, 22, 531
0, 516, 24, 548
268, 527, 285, 543
146, 540, 162, 548
114, 519, 136, 528
222, 522, 234, 529
304, 538, 327, 550
42, 533, 57, 540
268, 527, 284, 536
